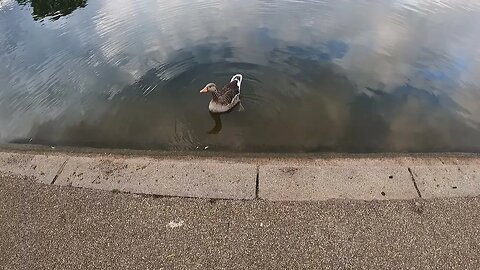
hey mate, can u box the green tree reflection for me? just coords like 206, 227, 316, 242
17, 0, 87, 21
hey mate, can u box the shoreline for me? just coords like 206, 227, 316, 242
1, 143, 480, 201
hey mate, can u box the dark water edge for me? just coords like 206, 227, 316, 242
4, 142, 480, 160
8, 140, 480, 154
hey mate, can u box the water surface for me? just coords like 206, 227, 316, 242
1, 0, 480, 152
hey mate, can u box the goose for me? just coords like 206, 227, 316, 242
200, 74, 244, 113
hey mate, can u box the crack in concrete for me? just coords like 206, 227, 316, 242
408, 167, 422, 198
255, 165, 260, 199
438, 157, 445, 165
51, 158, 68, 185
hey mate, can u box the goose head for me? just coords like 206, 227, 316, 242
200, 83, 217, 93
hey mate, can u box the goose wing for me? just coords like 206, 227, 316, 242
217, 80, 240, 105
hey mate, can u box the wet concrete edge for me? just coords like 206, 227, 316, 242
1, 144, 480, 201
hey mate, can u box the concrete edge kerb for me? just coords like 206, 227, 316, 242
1, 150, 479, 201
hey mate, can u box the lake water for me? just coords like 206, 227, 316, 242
1, 0, 480, 152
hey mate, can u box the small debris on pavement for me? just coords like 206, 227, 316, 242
166, 219, 184, 228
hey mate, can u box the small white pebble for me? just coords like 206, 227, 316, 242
167, 219, 184, 228
260, 222, 264, 227
204, 146, 209, 150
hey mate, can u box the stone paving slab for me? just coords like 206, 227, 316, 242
54, 156, 257, 200
312, 157, 446, 166
2, 150, 480, 201
0, 152, 67, 184
410, 165, 480, 199
259, 165, 418, 201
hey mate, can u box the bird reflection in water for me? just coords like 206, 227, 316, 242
207, 102, 245, 134
208, 112, 222, 134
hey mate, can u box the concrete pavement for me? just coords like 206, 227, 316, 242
1, 150, 480, 200
1, 174, 480, 269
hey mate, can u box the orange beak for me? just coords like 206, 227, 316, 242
200, 87, 208, 93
